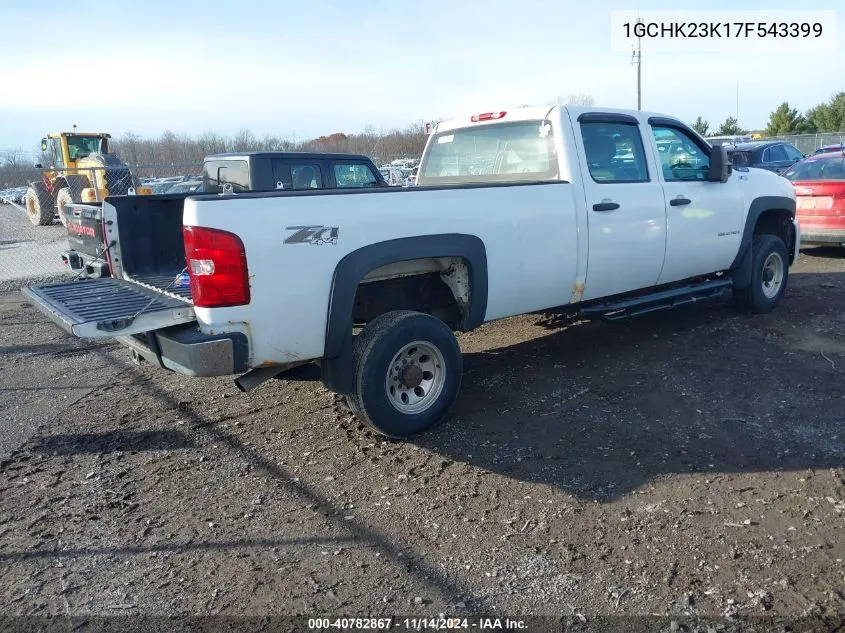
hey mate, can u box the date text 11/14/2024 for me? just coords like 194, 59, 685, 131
307, 617, 529, 630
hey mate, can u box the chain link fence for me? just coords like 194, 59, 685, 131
760, 133, 845, 155
0, 155, 422, 288
0, 164, 202, 290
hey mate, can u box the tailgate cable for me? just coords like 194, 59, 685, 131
127, 268, 188, 368
118, 266, 189, 330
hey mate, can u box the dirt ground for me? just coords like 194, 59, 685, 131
1, 248, 844, 631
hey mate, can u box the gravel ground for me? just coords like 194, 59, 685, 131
0, 247, 844, 631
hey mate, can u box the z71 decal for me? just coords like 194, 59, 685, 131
284, 225, 339, 245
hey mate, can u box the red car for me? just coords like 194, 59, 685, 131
781, 150, 845, 247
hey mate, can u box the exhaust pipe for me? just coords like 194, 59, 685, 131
234, 361, 310, 392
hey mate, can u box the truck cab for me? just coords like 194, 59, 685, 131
202, 151, 388, 193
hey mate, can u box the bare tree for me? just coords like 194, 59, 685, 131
566, 93, 596, 106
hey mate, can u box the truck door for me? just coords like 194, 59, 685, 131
574, 113, 668, 300
647, 120, 744, 284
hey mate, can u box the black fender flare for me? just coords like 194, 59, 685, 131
730, 196, 796, 289
55, 174, 91, 203
321, 233, 488, 394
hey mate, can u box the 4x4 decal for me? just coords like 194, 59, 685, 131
284, 225, 339, 245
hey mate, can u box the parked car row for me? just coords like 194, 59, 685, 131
378, 159, 420, 187
139, 175, 203, 194
781, 146, 845, 247
0, 186, 27, 205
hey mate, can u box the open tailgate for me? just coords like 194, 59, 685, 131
22, 278, 195, 338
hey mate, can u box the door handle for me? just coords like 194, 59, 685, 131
592, 201, 620, 212
669, 197, 691, 206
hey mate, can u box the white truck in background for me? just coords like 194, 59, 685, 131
23, 105, 799, 439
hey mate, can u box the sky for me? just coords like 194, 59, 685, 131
0, 0, 842, 156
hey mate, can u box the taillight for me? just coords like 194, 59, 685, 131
471, 111, 506, 122
183, 226, 250, 308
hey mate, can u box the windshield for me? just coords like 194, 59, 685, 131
419, 120, 558, 185
66, 135, 106, 160
782, 156, 845, 181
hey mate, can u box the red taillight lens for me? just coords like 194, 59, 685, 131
183, 226, 250, 308
471, 111, 506, 122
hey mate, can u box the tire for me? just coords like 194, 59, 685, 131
733, 233, 789, 313
55, 187, 73, 227
24, 182, 55, 226
345, 310, 463, 439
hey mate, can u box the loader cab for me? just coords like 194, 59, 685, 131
42, 133, 111, 170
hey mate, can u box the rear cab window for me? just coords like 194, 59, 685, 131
333, 162, 381, 188
419, 120, 559, 185
203, 160, 250, 193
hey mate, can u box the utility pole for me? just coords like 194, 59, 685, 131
631, 17, 643, 110
736, 83, 740, 123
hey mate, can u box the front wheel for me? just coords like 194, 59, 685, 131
346, 310, 463, 439
733, 234, 789, 313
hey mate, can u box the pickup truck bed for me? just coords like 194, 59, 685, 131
61, 151, 388, 278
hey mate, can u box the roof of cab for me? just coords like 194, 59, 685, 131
204, 151, 374, 161
433, 105, 692, 134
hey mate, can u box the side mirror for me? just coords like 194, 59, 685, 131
708, 145, 731, 183
40, 140, 47, 152
35, 163, 43, 169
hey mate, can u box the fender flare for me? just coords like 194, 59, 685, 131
55, 174, 91, 203
321, 233, 488, 393
730, 196, 796, 289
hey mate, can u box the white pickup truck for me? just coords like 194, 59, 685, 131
23, 105, 800, 438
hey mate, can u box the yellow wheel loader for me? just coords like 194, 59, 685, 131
25, 132, 152, 226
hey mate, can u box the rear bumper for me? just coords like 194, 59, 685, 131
60, 250, 110, 278
118, 324, 250, 377
797, 229, 845, 246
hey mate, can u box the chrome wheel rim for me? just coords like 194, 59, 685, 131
25, 194, 37, 220
761, 252, 784, 299
57, 197, 68, 226
385, 341, 446, 414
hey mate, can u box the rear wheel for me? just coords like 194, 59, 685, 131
346, 310, 463, 439
55, 187, 73, 227
733, 234, 789, 313
24, 182, 54, 226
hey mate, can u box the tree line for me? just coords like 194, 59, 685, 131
3, 91, 844, 177
691, 91, 845, 137
94, 122, 428, 167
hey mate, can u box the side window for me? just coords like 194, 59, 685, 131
650, 126, 710, 181
334, 162, 379, 188
767, 145, 788, 162
271, 161, 292, 189
50, 139, 65, 168
580, 122, 649, 183
290, 164, 323, 190
782, 144, 804, 161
